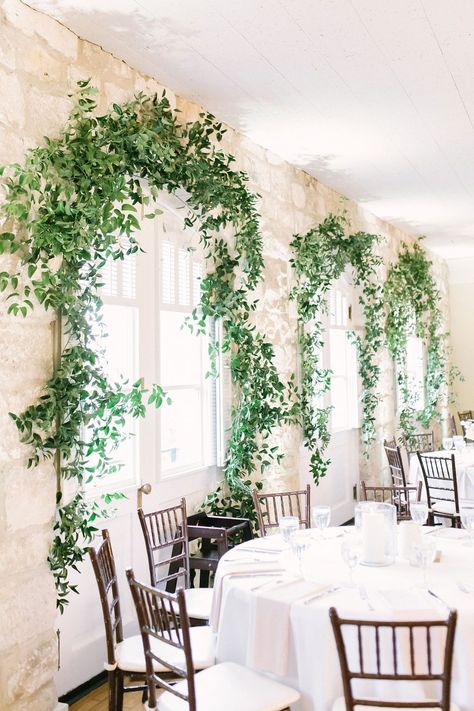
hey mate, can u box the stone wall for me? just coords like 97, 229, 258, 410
0, 0, 450, 706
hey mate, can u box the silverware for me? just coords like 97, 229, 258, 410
238, 547, 281, 555
250, 575, 284, 591
359, 586, 375, 611
427, 589, 451, 610
303, 585, 342, 605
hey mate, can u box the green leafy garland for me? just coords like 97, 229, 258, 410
384, 241, 449, 442
0, 81, 290, 608
290, 213, 384, 483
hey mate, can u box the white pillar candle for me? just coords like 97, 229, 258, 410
398, 521, 422, 560
361, 511, 386, 564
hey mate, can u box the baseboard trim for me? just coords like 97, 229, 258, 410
59, 670, 106, 705
56, 703, 69, 711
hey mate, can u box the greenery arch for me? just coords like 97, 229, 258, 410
0, 81, 292, 609
290, 213, 384, 483
384, 241, 451, 442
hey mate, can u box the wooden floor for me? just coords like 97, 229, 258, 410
71, 683, 144, 711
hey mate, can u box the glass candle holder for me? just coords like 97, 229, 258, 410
355, 501, 397, 567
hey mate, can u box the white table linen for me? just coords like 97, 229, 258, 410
211, 529, 474, 711
409, 449, 474, 500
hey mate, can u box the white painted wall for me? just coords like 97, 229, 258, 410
448, 257, 474, 410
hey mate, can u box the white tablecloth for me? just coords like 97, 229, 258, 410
211, 529, 474, 711
409, 449, 474, 500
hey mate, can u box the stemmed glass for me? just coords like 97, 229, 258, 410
460, 507, 474, 546
442, 437, 453, 451
279, 516, 300, 546
341, 537, 361, 588
312, 505, 331, 539
290, 531, 312, 577
412, 539, 436, 589
410, 501, 429, 527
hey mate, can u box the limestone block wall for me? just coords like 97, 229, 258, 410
0, 0, 451, 705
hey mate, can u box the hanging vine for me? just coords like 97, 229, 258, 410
290, 213, 384, 483
384, 240, 451, 443
0, 81, 291, 608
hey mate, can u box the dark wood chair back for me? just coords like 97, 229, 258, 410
127, 569, 196, 711
252, 484, 311, 536
329, 606, 457, 711
458, 411, 472, 437
359, 481, 422, 521
383, 439, 407, 487
138, 498, 190, 590
448, 414, 457, 437
404, 431, 435, 457
89, 529, 124, 667
417, 453, 460, 526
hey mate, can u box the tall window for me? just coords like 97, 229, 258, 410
159, 226, 216, 476
403, 335, 425, 411
328, 286, 359, 432
95, 200, 221, 490
98, 246, 139, 488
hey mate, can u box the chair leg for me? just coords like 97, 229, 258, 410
116, 670, 124, 711
107, 670, 117, 711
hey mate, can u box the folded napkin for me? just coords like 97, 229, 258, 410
210, 561, 284, 632
246, 578, 326, 676
379, 588, 444, 620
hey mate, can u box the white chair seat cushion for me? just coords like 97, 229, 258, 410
157, 661, 300, 711
184, 587, 213, 620
115, 625, 215, 673
332, 696, 459, 711
431, 500, 457, 515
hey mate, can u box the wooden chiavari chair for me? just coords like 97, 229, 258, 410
127, 569, 300, 711
404, 431, 435, 457
359, 481, 422, 521
417, 453, 461, 527
329, 607, 458, 711
457, 410, 472, 437
383, 439, 407, 487
90, 530, 215, 711
138, 499, 213, 622
252, 484, 311, 536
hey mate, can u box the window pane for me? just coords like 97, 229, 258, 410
160, 311, 202, 386
89, 304, 138, 488
329, 329, 347, 376
161, 389, 203, 471
331, 376, 348, 430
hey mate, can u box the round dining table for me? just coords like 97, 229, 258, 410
409, 448, 474, 500
210, 527, 474, 711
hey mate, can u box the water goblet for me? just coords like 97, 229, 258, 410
453, 436, 466, 452
312, 505, 331, 539
460, 506, 474, 547
290, 531, 312, 577
279, 516, 299, 546
341, 537, 361, 588
412, 539, 436, 589
410, 501, 429, 527
442, 437, 453, 451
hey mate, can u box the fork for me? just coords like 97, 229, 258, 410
303, 585, 342, 605
359, 586, 375, 611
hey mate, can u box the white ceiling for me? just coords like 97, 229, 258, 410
26, 0, 474, 259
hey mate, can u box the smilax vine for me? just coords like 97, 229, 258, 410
0, 81, 291, 608
290, 213, 384, 483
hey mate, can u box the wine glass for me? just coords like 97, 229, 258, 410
279, 516, 299, 546
312, 505, 331, 539
442, 437, 453, 451
460, 507, 474, 546
290, 531, 312, 576
341, 537, 361, 588
412, 539, 436, 589
410, 501, 429, 527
